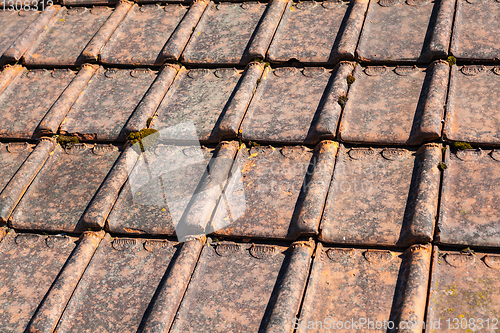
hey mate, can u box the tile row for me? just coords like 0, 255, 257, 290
2, 61, 500, 145
0, 229, 498, 332
2, 138, 500, 248
1, 0, 500, 67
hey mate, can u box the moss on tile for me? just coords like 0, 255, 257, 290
452, 141, 472, 150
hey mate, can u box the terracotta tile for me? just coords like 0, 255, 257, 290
10, 143, 123, 232
339, 61, 449, 145
356, 0, 455, 62
0, 8, 57, 64
0, 230, 87, 332
100, 2, 207, 66
320, 144, 441, 247
0, 67, 77, 139
0, 138, 54, 223
438, 147, 500, 247
51, 234, 203, 332
267, 0, 367, 64
444, 65, 500, 145
59, 67, 158, 142
149, 65, 262, 143
169, 239, 314, 333
211, 141, 338, 240
181, 0, 287, 65
241, 63, 352, 144
107, 141, 238, 238
23, 3, 131, 66
426, 246, 500, 331
451, 0, 500, 61
297, 243, 431, 332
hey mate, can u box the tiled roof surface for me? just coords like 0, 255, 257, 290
0, 0, 500, 331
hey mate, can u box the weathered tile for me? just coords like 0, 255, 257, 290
444, 65, 500, 145
438, 147, 500, 247
51, 235, 203, 332
267, 0, 367, 64
0, 8, 57, 64
181, 0, 287, 65
23, 3, 132, 66
0, 138, 54, 223
147, 64, 262, 143
356, 0, 455, 62
241, 62, 352, 144
211, 141, 337, 240
10, 143, 123, 232
339, 61, 449, 145
0, 230, 101, 332
297, 243, 431, 332
169, 239, 314, 333
100, 2, 207, 66
451, 0, 500, 61
426, 246, 500, 331
0, 67, 77, 139
106, 141, 238, 238
59, 67, 158, 141
320, 144, 441, 247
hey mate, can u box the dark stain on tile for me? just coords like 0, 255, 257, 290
267, 0, 367, 64
297, 243, 431, 332
169, 239, 313, 333
339, 61, 449, 145
451, 0, 500, 61
357, 0, 455, 62
320, 143, 441, 247
0, 67, 76, 139
59, 67, 158, 142
444, 65, 500, 145
241, 63, 353, 144
0, 230, 79, 332
438, 147, 500, 247
10, 143, 122, 233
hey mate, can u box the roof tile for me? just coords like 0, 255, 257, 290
0, 229, 89, 332
50, 234, 202, 332
169, 238, 313, 332
438, 147, 500, 247
150, 65, 262, 143
212, 141, 337, 239
451, 0, 500, 61
23, 3, 131, 66
100, 2, 207, 66
59, 67, 159, 141
426, 246, 500, 329
356, 0, 455, 62
320, 143, 441, 247
241, 62, 352, 144
444, 65, 500, 144
339, 61, 449, 145
298, 243, 431, 332
267, 0, 367, 64
0, 66, 77, 139
10, 143, 123, 232
181, 0, 287, 65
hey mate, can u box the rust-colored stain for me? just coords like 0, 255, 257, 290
320, 143, 441, 247
444, 65, 500, 145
